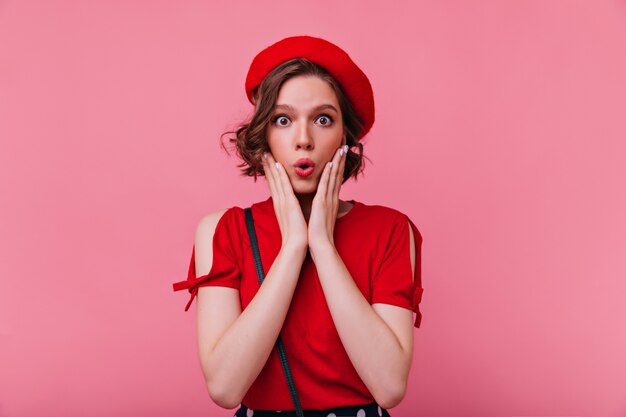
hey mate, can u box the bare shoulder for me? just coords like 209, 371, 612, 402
193, 209, 229, 277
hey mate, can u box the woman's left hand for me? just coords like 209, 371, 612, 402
308, 144, 349, 253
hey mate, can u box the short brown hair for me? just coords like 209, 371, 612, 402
220, 58, 371, 183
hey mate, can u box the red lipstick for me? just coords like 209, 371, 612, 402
293, 158, 316, 178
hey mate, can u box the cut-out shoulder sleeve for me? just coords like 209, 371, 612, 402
371, 213, 424, 328
172, 208, 241, 311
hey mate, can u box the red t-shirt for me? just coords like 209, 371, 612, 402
172, 196, 424, 410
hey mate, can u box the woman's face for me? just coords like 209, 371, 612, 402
266, 75, 346, 195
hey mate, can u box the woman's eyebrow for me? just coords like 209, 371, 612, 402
274, 103, 338, 113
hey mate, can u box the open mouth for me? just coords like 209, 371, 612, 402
294, 165, 314, 177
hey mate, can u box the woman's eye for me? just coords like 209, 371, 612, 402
316, 115, 333, 126
273, 115, 290, 126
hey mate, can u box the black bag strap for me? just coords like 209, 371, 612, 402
244, 207, 304, 417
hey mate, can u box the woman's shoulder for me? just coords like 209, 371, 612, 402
195, 205, 246, 242
356, 200, 411, 223
356, 200, 423, 241
195, 198, 271, 238
196, 206, 237, 229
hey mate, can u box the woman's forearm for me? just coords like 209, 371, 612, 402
205, 244, 307, 407
311, 243, 411, 409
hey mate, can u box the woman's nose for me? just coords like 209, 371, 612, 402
295, 123, 313, 149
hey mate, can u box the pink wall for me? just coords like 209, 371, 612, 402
1, 1, 625, 416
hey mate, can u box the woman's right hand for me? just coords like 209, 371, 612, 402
262, 152, 308, 252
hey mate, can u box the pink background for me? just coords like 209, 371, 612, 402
1, 1, 625, 416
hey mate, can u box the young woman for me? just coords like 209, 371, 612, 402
173, 35, 424, 417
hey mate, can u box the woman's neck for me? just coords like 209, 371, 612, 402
296, 193, 315, 222
296, 194, 350, 222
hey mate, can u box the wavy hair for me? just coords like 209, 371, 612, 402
220, 58, 371, 183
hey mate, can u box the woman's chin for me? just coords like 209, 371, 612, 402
290, 175, 320, 195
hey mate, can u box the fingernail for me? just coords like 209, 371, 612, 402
274, 162, 279, 168
343, 145, 349, 153
329, 161, 333, 169
263, 152, 268, 159
339, 148, 344, 156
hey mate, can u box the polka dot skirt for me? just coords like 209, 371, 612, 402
233, 402, 391, 417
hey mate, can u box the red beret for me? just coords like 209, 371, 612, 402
245, 35, 375, 141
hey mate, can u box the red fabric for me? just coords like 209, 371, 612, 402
172, 197, 424, 410
244, 35, 375, 141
